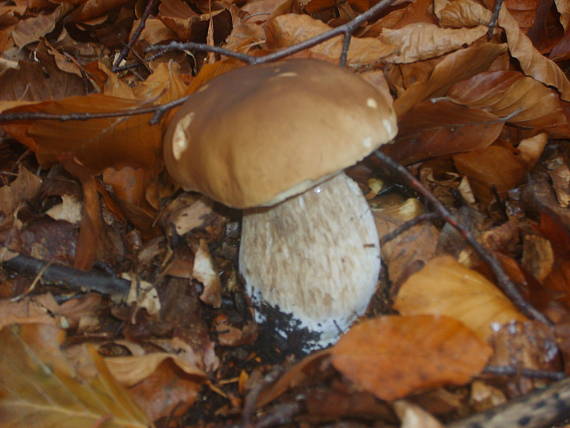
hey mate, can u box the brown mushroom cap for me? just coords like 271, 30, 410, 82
163, 58, 397, 209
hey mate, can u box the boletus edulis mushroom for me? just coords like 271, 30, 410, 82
163, 59, 397, 352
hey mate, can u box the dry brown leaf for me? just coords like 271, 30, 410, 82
194, 239, 222, 308
499, 5, 570, 101
11, 3, 73, 48
67, 0, 130, 22
331, 315, 492, 401
136, 17, 178, 46
394, 256, 528, 341
373, 196, 439, 286
518, 132, 548, 166
435, 0, 491, 27
394, 400, 444, 428
453, 145, 528, 202
0, 166, 42, 218
0, 324, 150, 427
385, 100, 503, 164
380, 23, 487, 64
134, 61, 188, 104
447, 71, 569, 136
395, 42, 507, 116
128, 359, 202, 422
265, 14, 395, 65
0, 294, 61, 330
159, 0, 200, 40
46, 194, 82, 224
2, 95, 162, 173
522, 234, 555, 282
555, 0, 570, 30
257, 350, 331, 407
104, 352, 206, 387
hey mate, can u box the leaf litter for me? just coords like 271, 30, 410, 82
1, 0, 570, 426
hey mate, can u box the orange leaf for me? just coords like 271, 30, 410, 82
453, 144, 528, 202
499, 5, 570, 101
331, 315, 492, 401
448, 71, 569, 137
2, 94, 162, 173
385, 100, 503, 164
394, 42, 507, 116
380, 23, 487, 64
0, 324, 150, 428
394, 256, 528, 341
265, 14, 395, 65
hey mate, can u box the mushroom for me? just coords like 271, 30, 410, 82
163, 59, 397, 351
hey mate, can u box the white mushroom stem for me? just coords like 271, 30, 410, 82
239, 173, 381, 348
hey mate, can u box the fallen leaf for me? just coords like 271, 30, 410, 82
499, 5, 570, 101
518, 132, 548, 167
331, 315, 492, 401
394, 400, 444, 428
386, 100, 504, 164
447, 71, 569, 136
435, 0, 491, 27
265, 13, 395, 65
522, 234, 555, 282
11, 4, 73, 48
2, 95, 163, 173
0, 166, 42, 218
128, 359, 202, 422
453, 144, 528, 202
257, 350, 331, 407
104, 352, 206, 387
46, 194, 83, 224
394, 256, 528, 340
193, 239, 222, 308
0, 324, 151, 427
394, 42, 508, 116
380, 23, 487, 64
555, 0, 570, 30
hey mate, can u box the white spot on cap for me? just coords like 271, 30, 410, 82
382, 118, 395, 137
366, 98, 378, 109
197, 84, 209, 93
362, 137, 373, 148
172, 112, 195, 160
276, 72, 298, 77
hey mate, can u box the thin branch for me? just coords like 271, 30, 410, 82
113, 0, 160, 72
0, 94, 191, 125
448, 376, 570, 428
487, 0, 505, 40
380, 212, 439, 245
0, 0, 395, 124
484, 366, 565, 381
2, 252, 130, 296
372, 150, 552, 326
146, 0, 395, 65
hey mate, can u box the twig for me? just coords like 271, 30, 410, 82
146, 0, 395, 65
242, 367, 284, 428
0, 94, 191, 125
380, 212, 439, 245
0, 0, 395, 125
484, 366, 565, 381
2, 252, 130, 296
448, 376, 570, 428
487, 0, 505, 40
112, 0, 160, 72
372, 150, 552, 326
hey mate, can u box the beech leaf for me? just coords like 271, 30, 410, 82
499, 5, 570, 101
0, 324, 151, 428
380, 23, 487, 64
265, 14, 395, 65
394, 256, 528, 341
331, 315, 492, 401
